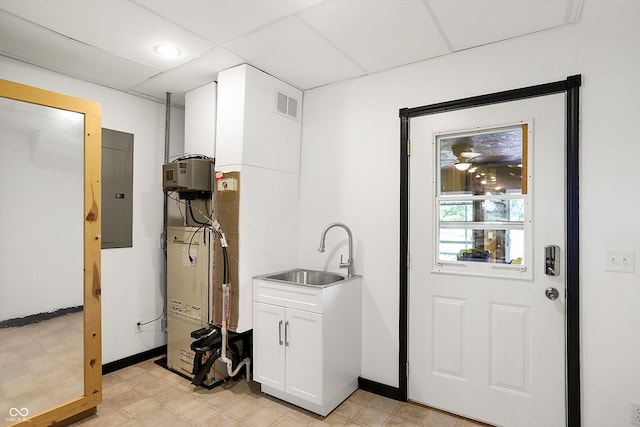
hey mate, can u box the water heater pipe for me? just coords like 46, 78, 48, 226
219, 284, 251, 380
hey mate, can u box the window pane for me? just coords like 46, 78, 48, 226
439, 199, 524, 223
439, 228, 474, 261
439, 201, 473, 221
438, 228, 525, 264
439, 127, 524, 196
509, 198, 524, 221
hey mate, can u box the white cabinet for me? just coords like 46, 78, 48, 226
252, 275, 362, 416
253, 303, 323, 403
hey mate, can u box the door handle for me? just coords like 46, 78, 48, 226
278, 320, 283, 345
545, 287, 560, 300
284, 321, 289, 346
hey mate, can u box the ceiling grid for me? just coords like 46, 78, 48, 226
0, 0, 584, 105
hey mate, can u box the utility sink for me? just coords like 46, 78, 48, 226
258, 268, 345, 287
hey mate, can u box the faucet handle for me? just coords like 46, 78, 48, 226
339, 254, 349, 268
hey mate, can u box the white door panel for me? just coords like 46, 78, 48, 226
285, 308, 323, 405
409, 94, 566, 427
253, 302, 286, 391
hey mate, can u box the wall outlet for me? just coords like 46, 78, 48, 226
605, 250, 635, 273
135, 319, 142, 334
632, 402, 640, 426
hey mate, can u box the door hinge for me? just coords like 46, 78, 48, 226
407, 139, 411, 156
406, 362, 409, 378
407, 252, 411, 269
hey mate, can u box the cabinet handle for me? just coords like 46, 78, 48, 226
284, 321, 289, 346
278, 320, 283, 345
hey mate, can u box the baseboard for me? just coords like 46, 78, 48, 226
358, 377, 404, 401
102, 345, 167, 375
0, 306, 83, 328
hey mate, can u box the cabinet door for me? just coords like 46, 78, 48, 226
285, 307, 323, 405
253, 302, 286, 391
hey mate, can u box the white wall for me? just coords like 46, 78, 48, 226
0, 56, 185, 363
577, 1, 640, 426
299, 0, 640, 424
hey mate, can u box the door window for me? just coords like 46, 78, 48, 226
434, 124, 531, 278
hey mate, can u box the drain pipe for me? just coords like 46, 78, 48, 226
220, 284, 251, 380
161, 92, 171, 332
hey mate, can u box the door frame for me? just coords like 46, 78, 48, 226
399, 76, 582, 426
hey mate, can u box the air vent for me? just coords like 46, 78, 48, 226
277, 92, 288, 115
275, 91, 299, 120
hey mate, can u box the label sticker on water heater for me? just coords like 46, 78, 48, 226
190, 305, 202, 319
171, 300, 182, 313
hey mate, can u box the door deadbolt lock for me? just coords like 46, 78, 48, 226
545, 245, 560, 276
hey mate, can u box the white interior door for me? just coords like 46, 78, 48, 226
408, 94, 566, 427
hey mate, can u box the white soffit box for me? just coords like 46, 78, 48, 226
185, 81, 217, 158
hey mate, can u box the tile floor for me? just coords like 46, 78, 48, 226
72, 357, 489, 427
0, 311, 84, 423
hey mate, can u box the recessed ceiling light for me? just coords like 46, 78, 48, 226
154, 44, 181, 58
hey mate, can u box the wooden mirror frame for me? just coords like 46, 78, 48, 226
0, 79, 102, 426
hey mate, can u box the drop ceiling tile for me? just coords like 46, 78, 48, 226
130, 48, 245, 105
133, 0, 323, 46
226, 16, 364, 89
428, 0, 570, 50
0, 0, 214, 69
299, 0, 450, 73
0, 10, 161, 90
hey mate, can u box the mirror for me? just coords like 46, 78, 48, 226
0, 79, 101, 426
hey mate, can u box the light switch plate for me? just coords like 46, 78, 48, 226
605, 250, 635, 273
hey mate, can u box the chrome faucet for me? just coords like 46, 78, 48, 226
318, 222, 355, 277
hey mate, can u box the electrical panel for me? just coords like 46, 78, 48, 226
102, 128, 133, 249
162, 158, 214, 195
